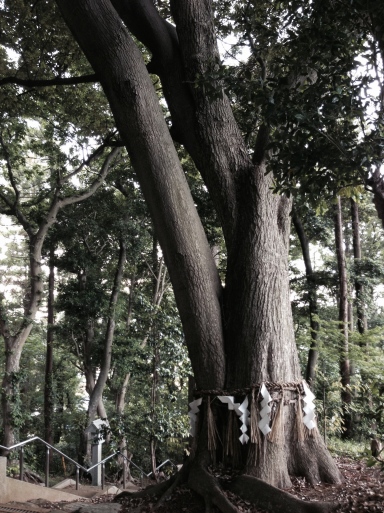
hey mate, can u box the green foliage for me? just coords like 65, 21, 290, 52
109, 311, 190, 468
213, 0, 383, 200
327, 436, 367, 460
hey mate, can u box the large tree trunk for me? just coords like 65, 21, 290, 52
56, 0, 341, 504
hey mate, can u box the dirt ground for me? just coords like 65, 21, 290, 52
113, 457, 384, 513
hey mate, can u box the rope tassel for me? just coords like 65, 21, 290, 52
250, 389, 261, 445
295, 389, 305, 443
207, 396, 217, 453
268, 390, 285, 444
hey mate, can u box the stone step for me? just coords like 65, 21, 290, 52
0, 502, 51, 513
55, 485, 118, 499
52, 480, 138, 499
0, 500, 123, 513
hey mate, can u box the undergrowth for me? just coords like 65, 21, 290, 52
327, 437, 368, 460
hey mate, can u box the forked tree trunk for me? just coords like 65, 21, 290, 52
82, 240, 126, 460
56, 0, 341, 496
82, 310, 108, 420
87, 239, 126, 424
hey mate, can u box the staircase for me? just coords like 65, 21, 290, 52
0, 457, 138, 505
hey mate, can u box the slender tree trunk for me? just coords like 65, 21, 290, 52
82, 236, 128, 462
351, 198, 367, 336
78, 270, 107, 423
1, 336, 24, 453
112, 251, 168, 482
115, 371, 132, 482
1, 233, 42, 452
87, 239, 126, 424
150, 342, 159, 481
115, 372, 130, 414
44, 247, 55, 456
292, 208, 320, 386
334, 196, 352, 438
112, 271, 136, 416
0, 149, 118, 452
83, 332, 108, 421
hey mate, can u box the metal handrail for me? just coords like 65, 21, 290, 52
147, 458, 177, 476
0, 437, 175, 491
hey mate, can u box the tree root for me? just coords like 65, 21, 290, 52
228, 475, 340, 513
116, 463, 340, 513
187, 464, 238, 513
114, 476, 174, 501
115, 462, 191, 507
153, 470, 185, 510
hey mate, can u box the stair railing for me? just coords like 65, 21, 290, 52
0, 437, 174, 491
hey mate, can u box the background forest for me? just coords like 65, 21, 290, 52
0, 0, 384, 481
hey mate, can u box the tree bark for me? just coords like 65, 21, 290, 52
58, 0, 226, 393
334, 196, 352, 438
56, 0, 341, 496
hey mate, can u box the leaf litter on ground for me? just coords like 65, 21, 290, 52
114, 457, 384, 513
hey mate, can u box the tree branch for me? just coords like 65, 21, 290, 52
59, 140, 119, 185
60, 147, 121, 207
0, 133, 20, 205
0, 190, 14, 212
0, 294, 10, 339
0, 74, 98, 88
0, 134, 34, 236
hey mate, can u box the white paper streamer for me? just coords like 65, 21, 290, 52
218, 395, 250, 444
237, 397, 250, 444
218, 395, 238, 410
302, 381, 316, 430
258, 383, 272, 435
188, 397, 202, 436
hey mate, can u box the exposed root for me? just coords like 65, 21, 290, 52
289, 438, 343, 486
115, 475, 174, 501
116, 458, 340, 513
115, 462, 191, 509
153, 470, 185, 510
229, 475, 340, 513
187, 464, 239, 513
210, 484, 239, 513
